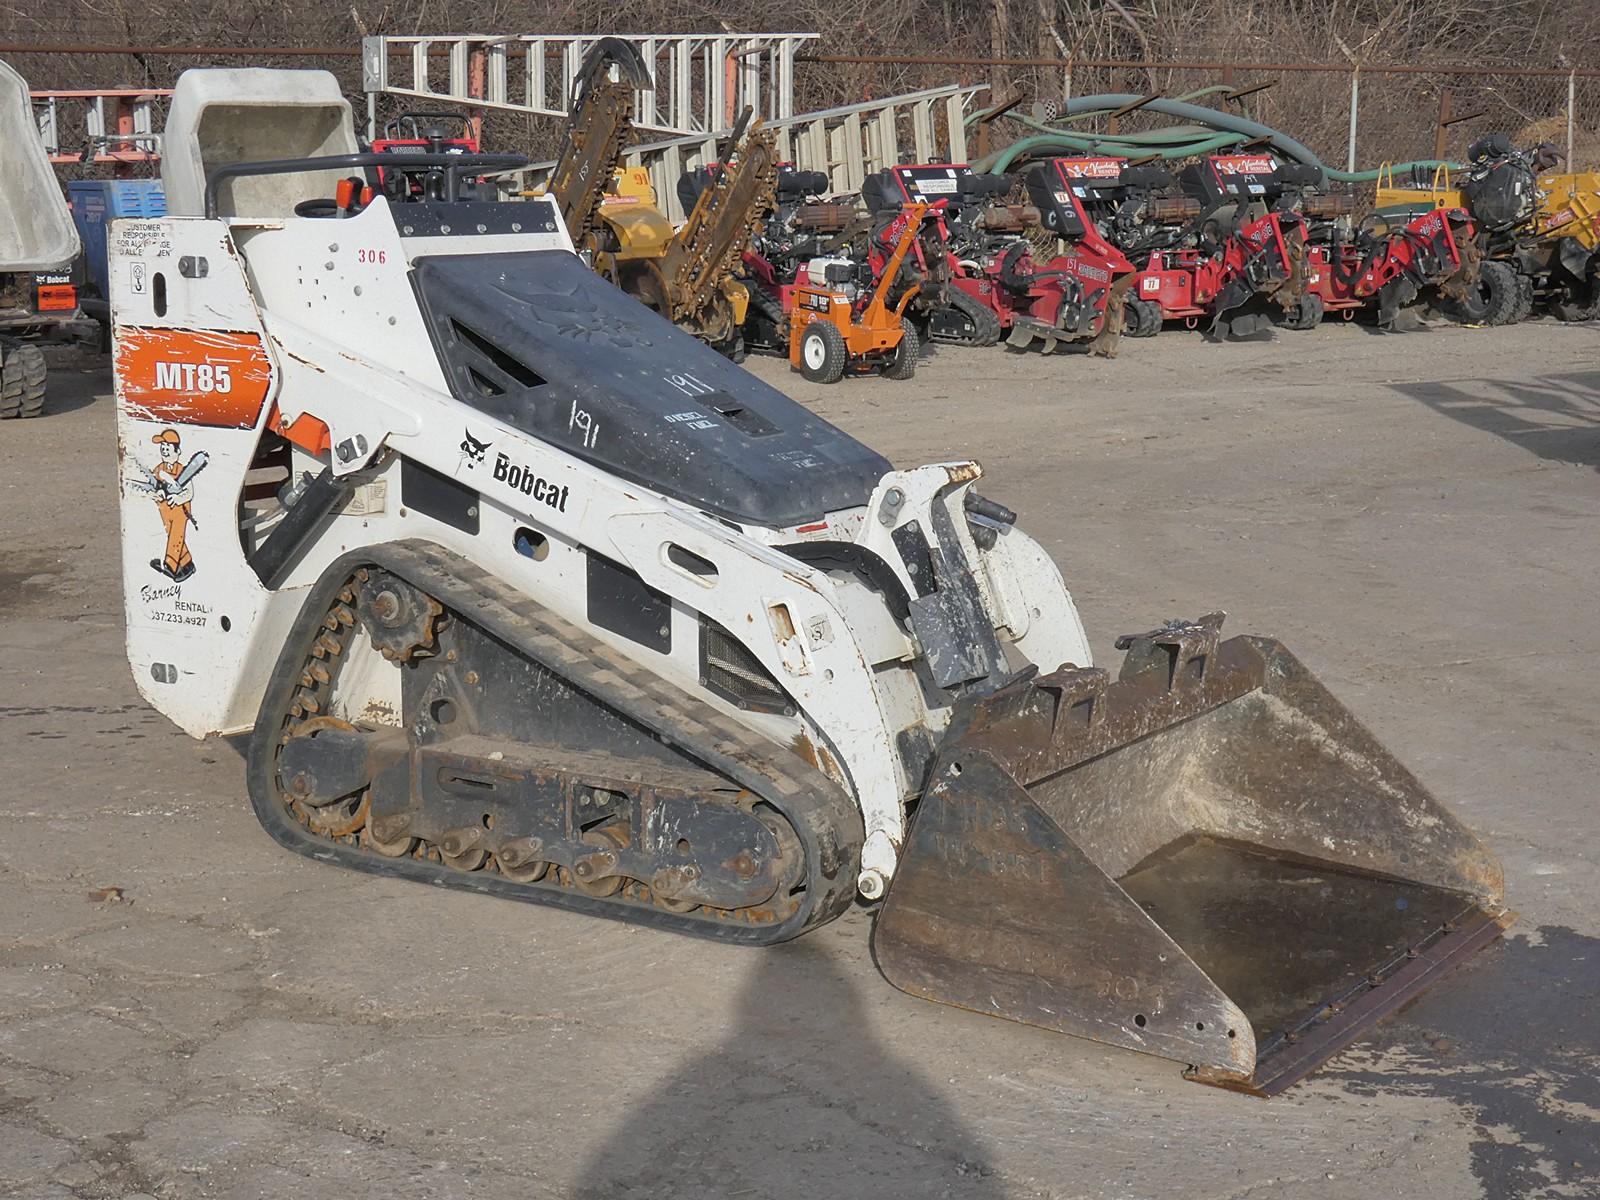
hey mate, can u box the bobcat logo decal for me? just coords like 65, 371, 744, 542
460, 428, 491, 470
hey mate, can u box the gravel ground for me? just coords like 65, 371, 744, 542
2, 316, 1598, 1199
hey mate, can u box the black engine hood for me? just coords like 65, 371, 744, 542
411, 249, 891, 528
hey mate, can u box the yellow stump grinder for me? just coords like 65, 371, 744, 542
115, 68, 1511, 1097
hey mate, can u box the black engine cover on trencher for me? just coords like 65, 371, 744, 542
411, 249, 891, 527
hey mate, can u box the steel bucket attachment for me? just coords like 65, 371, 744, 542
874, 614, 1512, 1095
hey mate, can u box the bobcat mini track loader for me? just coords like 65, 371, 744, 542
116, 69, 1512, 1096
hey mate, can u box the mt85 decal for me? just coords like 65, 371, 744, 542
116, 328, 275, 429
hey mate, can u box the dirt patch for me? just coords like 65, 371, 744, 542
0, 549, 80, 616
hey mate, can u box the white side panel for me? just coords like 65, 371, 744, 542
111, 216, 299, 737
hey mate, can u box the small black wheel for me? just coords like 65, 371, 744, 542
1549, 283, 1598, 323
1283, 292, 1324, 331
797, 321, 848, 384
1123, 298, 1162, 338
1447, 260, 1516, 326
1483, 262, 1528, 326
0, 344, 47, 419
883, 316, 919, 380
1145, 297, 1165, 336
1507, 270, 1536, 324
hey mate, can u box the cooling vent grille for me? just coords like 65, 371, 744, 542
700, 617, 792, 715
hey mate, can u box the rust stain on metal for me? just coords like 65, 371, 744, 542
274, 341, 328, 375
360, 698, 399, 723
790, 731, 843, 783
780, 570, 822, 594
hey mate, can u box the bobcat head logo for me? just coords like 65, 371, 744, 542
460, 428, 491, 469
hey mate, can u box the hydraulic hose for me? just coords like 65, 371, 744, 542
974, 93, 1326, 177
981, 130, 1245, 173
972, 91, 1463, 182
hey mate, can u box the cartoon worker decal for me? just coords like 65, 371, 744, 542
133, 429, 209, 581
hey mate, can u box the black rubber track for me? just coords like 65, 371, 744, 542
928, 285, 1003, 347
246, 540, 864, 945
743, 280, 791, 351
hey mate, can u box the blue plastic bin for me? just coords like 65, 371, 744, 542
69, 180, 166, 297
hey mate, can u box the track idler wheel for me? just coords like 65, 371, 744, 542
277, 716, 401, 838
497, 837, 552, 883
571, 826, 629, 898
439, 826, 491, 871
363, 813, 416, 858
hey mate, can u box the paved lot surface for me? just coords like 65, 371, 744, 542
2, 318, 1598, 1200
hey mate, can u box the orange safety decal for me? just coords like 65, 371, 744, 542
36, 284, 77, 312
117, 326, 275, 429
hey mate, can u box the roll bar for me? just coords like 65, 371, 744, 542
203, 152, 530, 219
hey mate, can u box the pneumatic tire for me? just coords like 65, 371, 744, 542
1447, 260, 1517, 326
1550, 283, 1598, 323
1508, 270, 1536, 324
883, 316, 919, 380
0, 344, 47, 419
797, 321, 848, 384
1123, 298, 1162, 338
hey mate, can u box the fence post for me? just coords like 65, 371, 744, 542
1346, 67, 1359, 174
1568, 69, 1576, 168
1433, 87, 1452, 162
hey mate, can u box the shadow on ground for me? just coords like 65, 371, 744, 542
38, 349, 107, 415
1390, 366, 1600, 469
1329, 925, 1600, 1199
571, 943, 1010, 1200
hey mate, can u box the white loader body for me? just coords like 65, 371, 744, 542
115, 69, 1090, 900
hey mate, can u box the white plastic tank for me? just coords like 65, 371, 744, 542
0, 58, 80, 272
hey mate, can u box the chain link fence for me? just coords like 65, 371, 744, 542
798, 56, 1600, 175
3, 42, 1598, 179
